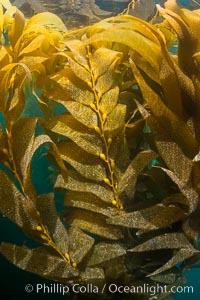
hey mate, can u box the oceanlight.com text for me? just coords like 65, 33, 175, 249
25, 283, 194, 296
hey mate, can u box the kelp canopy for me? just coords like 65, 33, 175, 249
0, 0, 200, 299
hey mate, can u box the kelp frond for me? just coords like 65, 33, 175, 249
0, 1, 200, 299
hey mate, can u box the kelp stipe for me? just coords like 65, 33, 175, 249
0, 1, 200, 299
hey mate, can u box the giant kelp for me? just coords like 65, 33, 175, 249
0, 0, 200, 299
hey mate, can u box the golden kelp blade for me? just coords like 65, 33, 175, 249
0, 0, 12, 10
0, 1, 200, 296
25, 11, 67, 33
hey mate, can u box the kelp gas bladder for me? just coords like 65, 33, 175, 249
0, 0, 200, 299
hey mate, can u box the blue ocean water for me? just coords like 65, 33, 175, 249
1, 1, 200, 299
176, 268, 200, 300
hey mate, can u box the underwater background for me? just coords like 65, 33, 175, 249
0, 0, 200, 299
